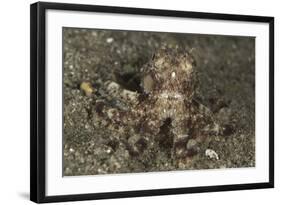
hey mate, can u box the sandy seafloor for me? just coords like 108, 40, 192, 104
63, 27, 255, 176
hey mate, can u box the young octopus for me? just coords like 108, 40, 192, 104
92, 47, 220, 162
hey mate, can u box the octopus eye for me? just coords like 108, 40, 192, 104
142, 74, 154, 93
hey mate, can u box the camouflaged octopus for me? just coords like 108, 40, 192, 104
93, 48, 220, 161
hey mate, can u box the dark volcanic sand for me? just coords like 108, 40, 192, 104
63, 28, 255, 176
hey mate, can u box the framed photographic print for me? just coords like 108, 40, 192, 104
30, 1, 274, 203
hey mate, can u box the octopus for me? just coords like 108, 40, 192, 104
89, 47, 221, 164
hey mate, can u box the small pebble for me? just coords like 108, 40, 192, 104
65, 167, 71, 175
106, 37, 114, 43
91, 31, 97, 36
80, 82, 94, 96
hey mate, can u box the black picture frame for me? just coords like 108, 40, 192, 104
30, 1, 274, 203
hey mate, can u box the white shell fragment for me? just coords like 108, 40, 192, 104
106, 37, 114, 43
205, 149, 219, 160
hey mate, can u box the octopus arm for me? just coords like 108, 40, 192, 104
104, 81, 139, 106
190, 99, 220, 137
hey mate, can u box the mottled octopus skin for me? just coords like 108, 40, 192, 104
94, 48, 220, 160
